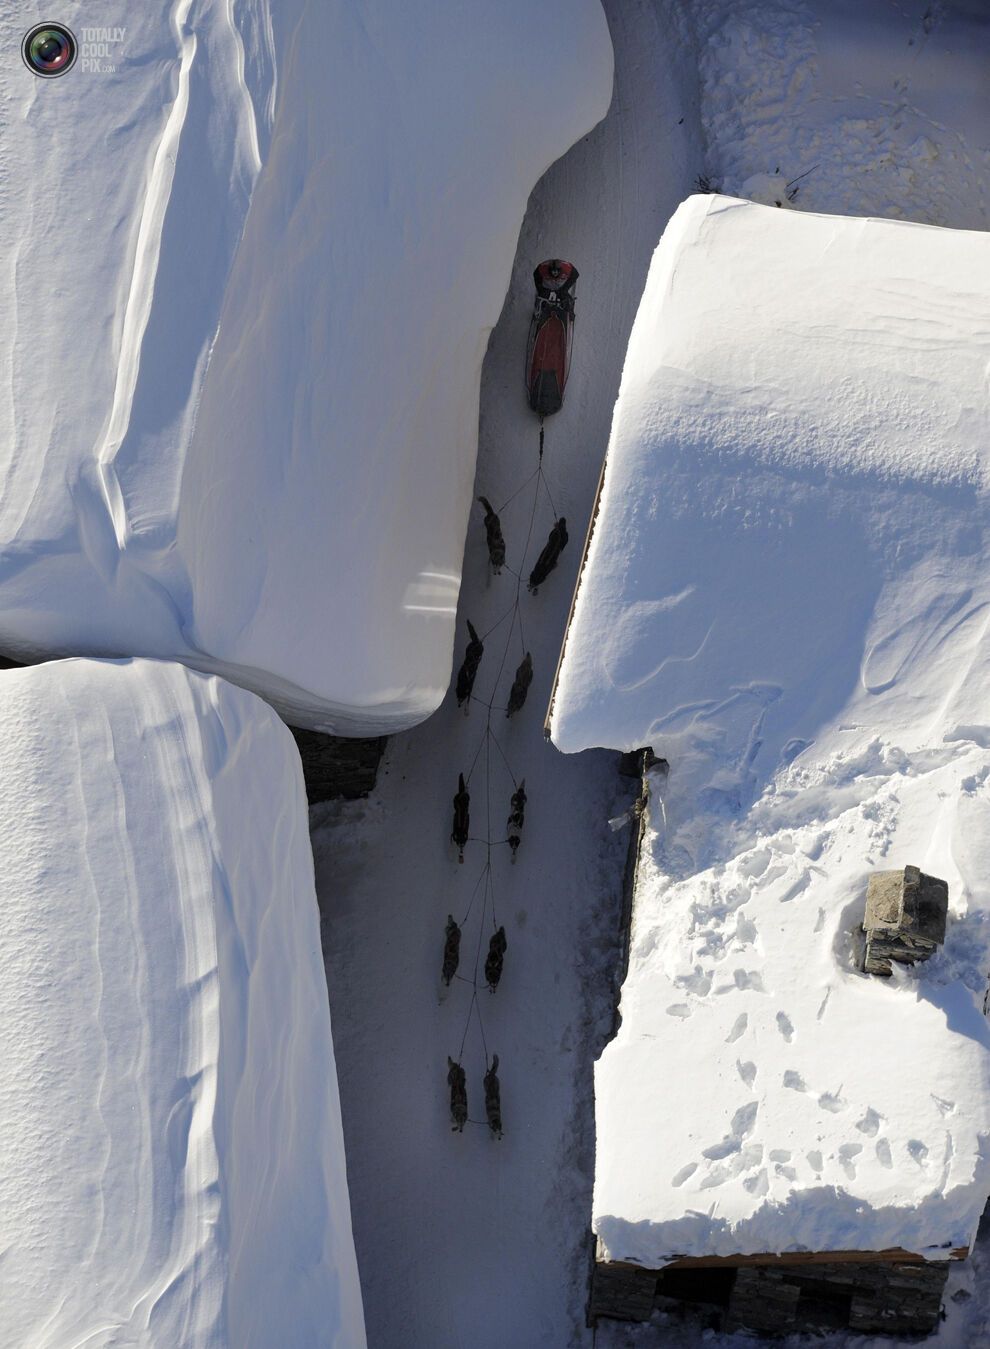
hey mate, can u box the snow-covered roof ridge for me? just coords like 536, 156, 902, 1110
0, 658, 366, 1346
548, 194, 990, 1268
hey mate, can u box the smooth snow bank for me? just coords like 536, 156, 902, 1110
0, 658, 365, 1347
0, 2, 612, 734
550, 195, 990, 1266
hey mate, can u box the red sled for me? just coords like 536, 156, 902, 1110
526, 259, 578, 416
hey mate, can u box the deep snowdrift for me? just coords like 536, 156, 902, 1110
0, 658, 365, 1347
0, 1, 612, 733
551, 195, 990, 1267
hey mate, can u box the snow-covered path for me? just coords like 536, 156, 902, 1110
312, 5, 703, 1346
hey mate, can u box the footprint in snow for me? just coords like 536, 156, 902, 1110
735, 915, 758, 946
813, 907, 826, 934
666, 1004, 692, 1018
671, 1162, 698, 1187
731, 1102, 759, 1138
697, 1102, 763, 1185
742, 1168, 769, 1197
725, 1013, 748, 1043
932, 1094, 956, 1116
776, 1011, 795, 1042
818, 1090, 847, 1114
856, 1107, 883, 1137
876, 1139, 893, 1169
703, 1138, 740, 1162
838, 1143, 863, 1179
783, 1070, 807, 1092
677, 968, 713, 996
733, 969, 766, 993
701, 1101, 760, 1159
699, 1144, 764, 1190
807, 1150, 824, 1174
802, 832, 826, 861
908, 1139, 930, 1166
737, 1060, 757, 1089
779, 871, 811, 904
769, 1149, 795, 1180
739, 849, 771, 879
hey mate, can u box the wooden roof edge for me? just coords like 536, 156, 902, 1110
542, 444, 611, 741
597, 1246, 969, 1271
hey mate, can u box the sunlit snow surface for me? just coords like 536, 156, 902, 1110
552, 195, 990, 1265
0, 658, 365, 1347
0, 1, 611, 733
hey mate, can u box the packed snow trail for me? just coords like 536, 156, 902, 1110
444, 418, 580, 1125
311, 3, 704, 1345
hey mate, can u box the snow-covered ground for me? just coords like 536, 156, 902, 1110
317, 2, 990, 1347
689, 0, 990, 229
552, 193, 990, 1267
0, 1, 610, 733
0, 658, 364, 1347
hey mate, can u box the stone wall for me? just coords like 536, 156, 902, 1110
589, 1253, 951, 1336
290, 729, 387, 804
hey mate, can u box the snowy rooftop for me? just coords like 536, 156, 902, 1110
549, 195, 990, 1266
0, 659, 365, 1346
551, 194, 990, 759
0, 1, 611, 734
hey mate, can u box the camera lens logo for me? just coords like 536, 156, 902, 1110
22, 23, 77, 78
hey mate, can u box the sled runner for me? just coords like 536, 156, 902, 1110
526, 260, 578, 416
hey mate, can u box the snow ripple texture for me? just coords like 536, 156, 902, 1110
551, 196, 990, 1267
0, 658, 366, 1347
0, 1, 612, 734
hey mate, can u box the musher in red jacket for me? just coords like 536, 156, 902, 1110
533, 258, 578, 304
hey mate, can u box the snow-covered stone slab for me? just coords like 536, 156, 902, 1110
547, 196, 990, 1267
0, 658, 365, 1346
0, 2, 612, 734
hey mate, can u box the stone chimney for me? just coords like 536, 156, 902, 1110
863, 866, 948, 976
